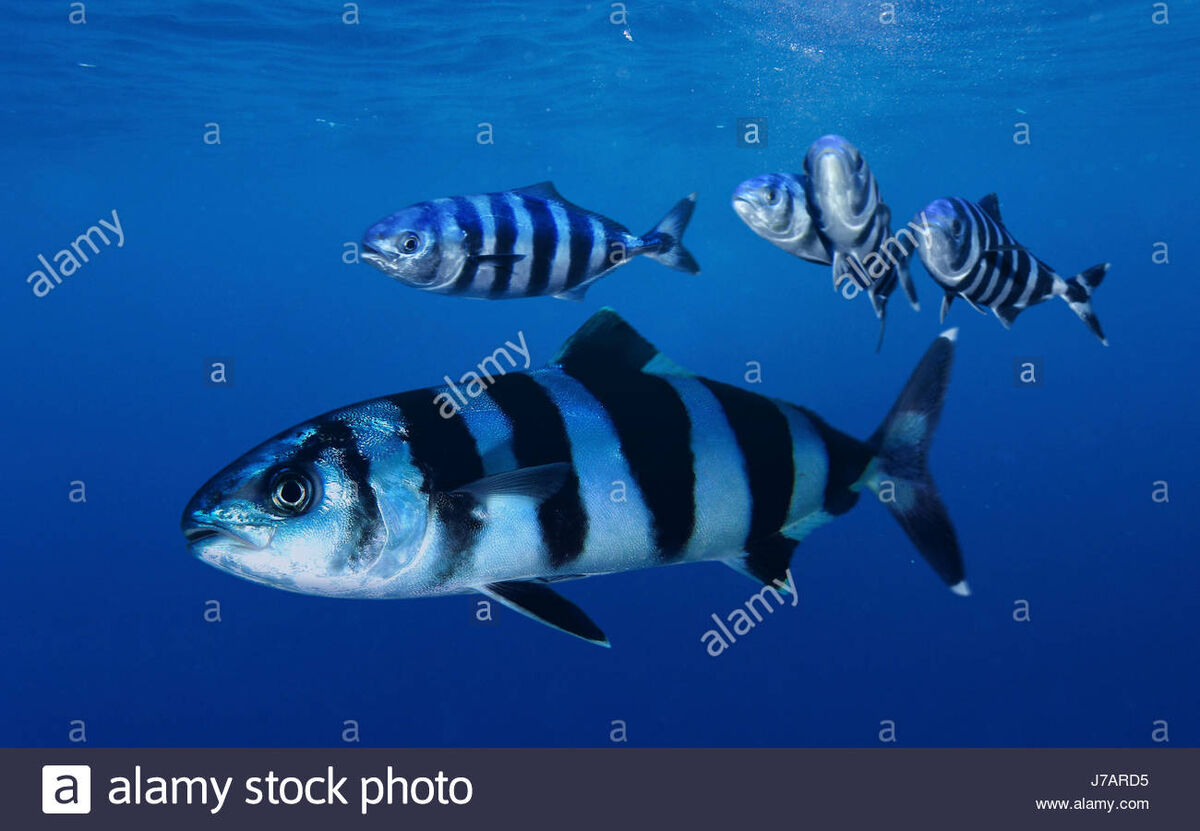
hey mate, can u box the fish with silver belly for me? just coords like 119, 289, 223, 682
914, 194, 1109, 344
804, 135, 920, 342
360, 182, 699, 300
731, 172, 833, 267
732, 136, 919, 350
181, 309, 968, 646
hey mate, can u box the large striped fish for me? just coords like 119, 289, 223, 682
804, 135, 921, 349
914, 194, 1109, 344
181, 310, 967, 646
360, 182, 699, 300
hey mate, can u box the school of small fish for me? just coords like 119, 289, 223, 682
183, 132, 1111, 645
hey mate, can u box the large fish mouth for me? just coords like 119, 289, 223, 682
182, 521, 272, 551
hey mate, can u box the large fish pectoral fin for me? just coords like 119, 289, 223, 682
721, 535, 800, 596
453, 462, 571, 501
480, 580, 610, 646
940, 293, 954, 323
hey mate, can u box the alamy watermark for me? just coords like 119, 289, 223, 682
838, 211, 932, 299
433, 331, 531, 418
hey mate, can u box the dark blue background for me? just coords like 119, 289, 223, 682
1, 1, 1196, 747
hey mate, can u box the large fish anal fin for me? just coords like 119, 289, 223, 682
513, 181, 564, 201
481, 580, 610, 646
722, 535, 800, 596
552, 308, 689, 376
978, 193, 1004, 224
453, 462, 571, 501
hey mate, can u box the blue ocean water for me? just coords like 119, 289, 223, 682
1, 1, 1197, 748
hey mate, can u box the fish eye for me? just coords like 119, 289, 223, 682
764, 187, 780, 205
269, 469, 314, 515
400, 232, 420, 254
950, 219, 963, 235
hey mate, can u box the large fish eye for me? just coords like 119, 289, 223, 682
950, 219, 963, 235
400, 232, 420, 254
763, 187, 780, 205
269, 469, 314, 515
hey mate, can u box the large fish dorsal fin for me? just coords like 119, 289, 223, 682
514, 181, 563, 201
552, 308, 691, 376
978, 193, 1004, 224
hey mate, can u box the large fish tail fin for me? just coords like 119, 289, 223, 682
860, 327, 968, 595
1062, 263, 1109, 346
639, 194, 700, 274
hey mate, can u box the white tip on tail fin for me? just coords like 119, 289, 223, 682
942, 327, 959, 342
950, 580, 971, 597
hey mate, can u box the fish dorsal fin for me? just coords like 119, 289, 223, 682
978, 193, 1003, 224
551, 308, 692, 376
514, 181, 563, 201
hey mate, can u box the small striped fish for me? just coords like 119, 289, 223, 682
734, 136, 919, 350
731, 172, 832, 266
914, 194, 1109, 344
182, 310, 967, 646
360, 182, 699, 300
804, 136, 921, 351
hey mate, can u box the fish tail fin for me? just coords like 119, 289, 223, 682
640, 193, 700, 274
861, 327, 968, 595
1062, 263, 1109, 345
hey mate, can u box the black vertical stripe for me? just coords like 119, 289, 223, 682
293, 420, 384, 571
1010, 250, 1033, 304
699, 380, 795, 542
390, 388, 485, 582
523, 196, 557, 296
485, 374, 588, 567
488, 194, 518, 297
451, 197, 483, 294
560, 356, 695, 560
565, 210, 593, 289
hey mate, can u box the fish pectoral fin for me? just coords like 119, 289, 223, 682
480, 581, 610, 646
940, 293, 954, 323
454, 462, 572, 501
722, 535, 800, 594
470, 253, 527, 267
